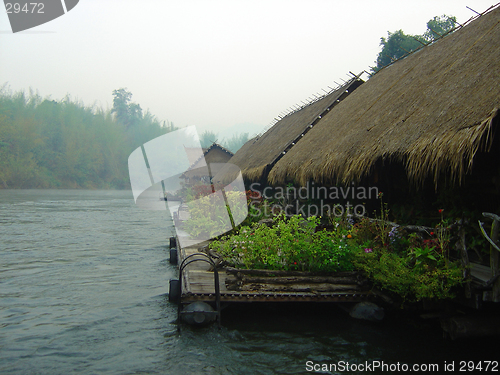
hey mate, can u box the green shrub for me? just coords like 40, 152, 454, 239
183, 190, 247, 239
210, 214, 356, 272
353, 247, 463, 301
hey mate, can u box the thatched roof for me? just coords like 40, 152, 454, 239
184, 146, 208, 165
193, 142, 233, 166
219, 77, 364, 183
182, 142, 233, 179
269, 5, 500, 186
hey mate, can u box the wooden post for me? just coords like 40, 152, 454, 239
491, 218, 500, 302
460, 227, 471, 299
481, 213, 500, 302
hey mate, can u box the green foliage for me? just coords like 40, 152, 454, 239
373, 30, 425, 73
200, 130, 218, 148
222, 132, 249, 153
375, 192, 390, 246
423, 15, 457, 41
371, 14, 457, 74
353, 247, 463, 301
411, 246, 437, 264
200, 130, 249, 152
111, 88, 145, 129
183, 190, 247, 239
207, 201, 465, 301
352, 209, 464, 301
111, 88, 133, 126
210, 214, 356, 272
0, 86, 176, 189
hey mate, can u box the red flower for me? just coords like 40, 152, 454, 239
430, 232, 435, 236
438, 209, 444, 214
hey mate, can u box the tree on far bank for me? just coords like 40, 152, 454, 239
111, 88, 142, 128
200, 130, 218, 148
223, 132, 249, 153
199, 130, 249, 153
0, 86, 177, 189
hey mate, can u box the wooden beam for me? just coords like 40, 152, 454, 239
490, 217, 500, 302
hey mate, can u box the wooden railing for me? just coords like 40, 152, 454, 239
478, 212, 500, 302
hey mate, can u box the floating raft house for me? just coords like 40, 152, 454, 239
173, 237, 374, 304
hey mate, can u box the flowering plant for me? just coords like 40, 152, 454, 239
352, 207, 463, 301
210, 214, 356, 272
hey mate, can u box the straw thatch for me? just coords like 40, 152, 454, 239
268, 5, 500, 187
184, 146, 208, 165
217, 78, 363, 183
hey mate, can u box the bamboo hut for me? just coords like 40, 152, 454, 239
182, 142, 234, 184
184, 146, 208, 166
268, 5, 500, 188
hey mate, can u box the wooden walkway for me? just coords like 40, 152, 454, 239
177, 236, 374, 304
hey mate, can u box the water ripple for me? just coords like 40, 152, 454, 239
0, 190, 498, 374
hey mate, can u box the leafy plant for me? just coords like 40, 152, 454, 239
210, 214, 356, 272
352, 217, 378, 245
433, 208, 451, 260
353, 245, 463, 301
411, 246, 437, 265
375, 192, 391, 246
206, 199, 466, 302
183, 190, 247, 239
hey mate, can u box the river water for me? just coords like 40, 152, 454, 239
0, 190, 497, 374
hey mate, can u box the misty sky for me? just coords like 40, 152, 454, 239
0, 0, 495, 138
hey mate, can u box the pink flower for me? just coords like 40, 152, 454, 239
364, 248, 373, 253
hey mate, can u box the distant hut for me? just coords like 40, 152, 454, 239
183, 142, 234, 184
183, 146, 209, 166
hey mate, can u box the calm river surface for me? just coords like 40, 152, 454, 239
0, 190, 497, 374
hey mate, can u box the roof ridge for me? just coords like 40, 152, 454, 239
257, 72, 365, 139
186, 142, 234, 172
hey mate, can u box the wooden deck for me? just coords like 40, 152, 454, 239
177, 237, 374, 304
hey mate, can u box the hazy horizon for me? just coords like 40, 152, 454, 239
1, 0, 495, 138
